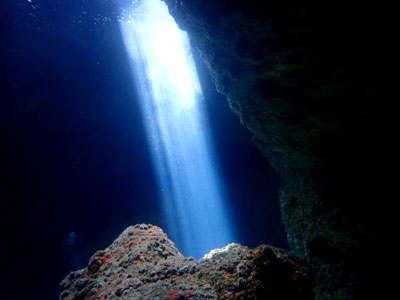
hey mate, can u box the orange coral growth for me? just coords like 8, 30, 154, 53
165, 290, 180, 298
95, 253, 111, 265
124, 240, 136, 249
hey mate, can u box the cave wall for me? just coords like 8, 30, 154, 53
164, 2, 394, 299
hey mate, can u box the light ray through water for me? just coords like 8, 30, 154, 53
120, 0, 234, 258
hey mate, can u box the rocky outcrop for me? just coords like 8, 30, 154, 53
164, 2, 394, 299
60, 224, 313, 300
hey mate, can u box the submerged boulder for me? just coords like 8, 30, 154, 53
60, 224, 313, 300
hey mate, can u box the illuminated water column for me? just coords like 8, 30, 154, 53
120, 0, 233, 258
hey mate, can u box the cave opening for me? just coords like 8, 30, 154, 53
1, 1, 288, 298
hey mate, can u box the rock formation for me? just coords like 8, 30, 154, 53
163, 2, 394, 299
60, 224, 313, 300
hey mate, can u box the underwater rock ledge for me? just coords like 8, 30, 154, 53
163, 2, 394, 299
59, 224, 313, 300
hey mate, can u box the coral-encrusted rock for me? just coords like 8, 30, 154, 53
60, 224, 313, 300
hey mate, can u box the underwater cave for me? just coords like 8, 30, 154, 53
0, 1, 395, 300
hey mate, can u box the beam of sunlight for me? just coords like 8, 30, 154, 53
120, 0, 234, 258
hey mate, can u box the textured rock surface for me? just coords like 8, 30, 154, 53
60, 224, 313, 300
164, 2, 394, 299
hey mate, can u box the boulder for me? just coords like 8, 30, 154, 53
60, 224, 313, 300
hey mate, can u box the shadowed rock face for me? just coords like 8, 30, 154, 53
60, 224, 313, 300
163, 2, 394, 299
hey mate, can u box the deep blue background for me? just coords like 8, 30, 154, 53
1, 1, 286, 299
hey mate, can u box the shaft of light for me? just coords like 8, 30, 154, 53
120, 0, 233, 258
